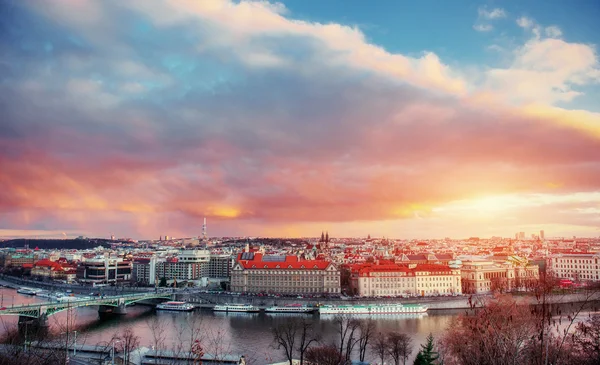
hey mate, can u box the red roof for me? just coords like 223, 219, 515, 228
34, 259, 65, 271
237, 253, 331, 270
351, 263, 456, 276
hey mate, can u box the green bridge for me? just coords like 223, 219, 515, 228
0, 292, 172, 328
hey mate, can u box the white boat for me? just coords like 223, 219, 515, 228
36, 291, 53, 299
265, 304, 316, 313
17, 287, 43, 295
319, 303, 428, 315
57, 295, 90, 302
213, 303, 260, 313
156, 301, 194, 311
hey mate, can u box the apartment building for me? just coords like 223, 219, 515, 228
76, 257, 132, 284
208, 254, 233, 279
155, 249, 211, 281
230, 252, 340, 294
132, 257, 159, 285
460, 258, 539, 294
349, 263, 462, 297
548, 253, 600, 282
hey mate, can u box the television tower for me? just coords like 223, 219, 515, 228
202, 217, 207, 241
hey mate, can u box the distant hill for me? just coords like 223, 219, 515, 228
0, 238, 112, 250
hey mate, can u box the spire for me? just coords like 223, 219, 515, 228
320, 231, 325, 242
325, 231, 329, 244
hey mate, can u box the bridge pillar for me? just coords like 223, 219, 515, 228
98, 304, 127, 318
18, 314, 48, 336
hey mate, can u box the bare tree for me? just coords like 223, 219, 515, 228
272, 319, 298, 365
305, 344, 343, 365
296, 319, 320, 365
386, 332, 412, 365
206, 326, 234, 363
173, 315, 205, 362
118, 326, 140, 364
333, 314, 360, 364
146, 316, 167, 362
570, 314, 600, 365
370, 332, 388, 365
357, 319, 375, 362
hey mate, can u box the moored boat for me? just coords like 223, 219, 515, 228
36, 291, 53, 299
319, 303, 428, 315
265, 303, 316, 313
213, 303, 260, 313
17, 287, 43, 295
156, 301, 195, 311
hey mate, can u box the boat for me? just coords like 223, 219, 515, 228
36, 291, 53, 299
265, 304, 316, 313
17, 287, 43, 295
319, 303, 428, 315
57, 295, 91, 302
156, 301, 195, 311
213, 303, 260, 313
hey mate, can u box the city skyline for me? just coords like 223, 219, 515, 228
1, 0, 599, 240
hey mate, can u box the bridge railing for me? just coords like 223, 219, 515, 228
2, 293, 171, 312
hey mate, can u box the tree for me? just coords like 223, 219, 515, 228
416, 333, 438, 365
159, 277, 167, 287
387, 332, 413, 365
305, 344, 343, 365
296, 319, 320, 365
357, 320, 375, 362
118, 326, 140, 365
272, 319, 298, 365
571, 314, 600, 365
413, 351, 426, 365
333, 315, 360, 364
370, 332, 388, 365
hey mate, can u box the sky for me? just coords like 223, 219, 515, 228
0, 0, 599, 240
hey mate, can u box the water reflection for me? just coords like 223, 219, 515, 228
0, 288, 457, 363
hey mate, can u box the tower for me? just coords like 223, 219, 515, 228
202, 217, 207, 241
540, 230, 545, 240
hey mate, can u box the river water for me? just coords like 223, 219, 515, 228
0, 288, 461, 364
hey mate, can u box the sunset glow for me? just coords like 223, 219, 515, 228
0, 0, 599, 239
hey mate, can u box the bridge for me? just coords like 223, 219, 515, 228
0, 292, 172, 329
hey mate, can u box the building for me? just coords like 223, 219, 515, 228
132, 256, 159, 285
230, 252, 340, 295
3, 252, 36, 268
548, 253, 600, 282
460, 258, 539, 294
155, 249, 211, 282
76, 257, 132, 285
397, 253, 454, 266
31, 259, 76, 282
208, 254, 233, 279
349, 263, 462, 297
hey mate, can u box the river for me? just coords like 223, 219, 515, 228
0, 287, 460, 364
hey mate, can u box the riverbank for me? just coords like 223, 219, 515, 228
3, 275, 599, 311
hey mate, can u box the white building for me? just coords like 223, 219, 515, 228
349, 263, 462, 297
548, 253, 600, 282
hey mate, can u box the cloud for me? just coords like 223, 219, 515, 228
478, 7, 507, 20
517, 16, 535, 29
0, 0, 599, 238
474, 7, 506, 32
485, 17, 599, 105
473, 24, 493, 32
545, 26, 563, 38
